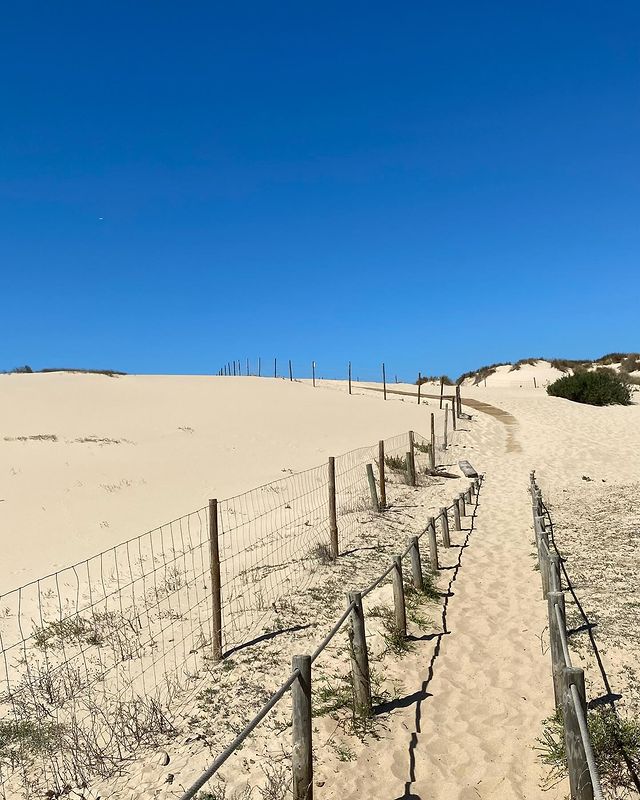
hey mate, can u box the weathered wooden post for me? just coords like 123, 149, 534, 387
451, 400, 457, 431
208, 499, 223, 661
348, 361, 352, 395
465, 488, 472, 505
346, 592, 372, 717
406, 451, 415, 487
328, 457, 339, 558
382, 363, 387, 400
366, 464, 380, 512
547, 591, 567, 707
408, 536, 424, 592
427, 516, 439, 569
233, 361, 236, 376
539, 533, 551, 598
274, 357, 277, 378
392, 556, 407, 636
291, 655, 313, 800
440, 507, 451, 547
430, 413, 436, 458
246, 358, 250, 376
378, 440, 387, 510
439, 376, 444, 409
459, 492, 466, 517
549, 552, 561, 594
312, 360, 316, 387
443, 407, 448, 449
453, 498, 462, 531
289, 360, 293, 381
562, 666, 594, 800
417, 373, 421, 405
408, 431, 416, 486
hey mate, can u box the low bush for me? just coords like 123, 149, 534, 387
547, 370, 632, 406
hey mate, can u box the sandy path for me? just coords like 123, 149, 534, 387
330, 408, 560, 799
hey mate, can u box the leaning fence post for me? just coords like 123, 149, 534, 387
346, 592, 372, 717
439, 376, 444, 409
366, 464, 380, 512
328, 457, 339, 558
408, 536, 424, 591
562, 666, 594, 800
427, 516, 439, 569
417, 373, 421, 405
408, 431, 416, 486
459, 492, 466, 517
392, 556, 407, 636
291, 655, 313, 800
547, 591, 566, 708
453, 498, 462, 531
440, 507, 451, 547
382, 363, 387, 400
208, 499, 223, 661
378, 440, 387, 510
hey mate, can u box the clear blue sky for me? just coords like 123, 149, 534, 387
2, 2, 638, 380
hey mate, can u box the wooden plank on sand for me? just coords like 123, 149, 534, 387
458, 460, 478, 478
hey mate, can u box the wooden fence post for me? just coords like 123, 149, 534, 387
459, 492, 466, 517
417, 373, 421, 405
427, 516, 439, 569
406, 451, 415, 487
246, 358, 249, 376
439, 376, 444, 409
208, 499, 223, 661
233, 361, 236, 376
258, 357, 261, 377
382, 363, 387, 400
443, 407, 448, 449
465, 488, 472, 505
547, 591, 566, 708
549, 552, 561, 594
453, 498, 462, 531
289, 360, 293, 381
378, 440, 387, 510
347, 592, 372, 717
328, 457, 339, 558
408, 536, 424, 591
292, 655, 313, 800
366, 464, 380, 512
392, 556, 407, 636
440, 507, 451, 547
408, 431, 416, 486
539, 533, 551, 599
430, 413, 436, 457
274, 357, 277, 378
348, 362, 352, 395
451, 400, 457, 431
562, 666, 594, 800
312, 361, 316, 387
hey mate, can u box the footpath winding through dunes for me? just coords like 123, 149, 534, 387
328, 403, 557, 800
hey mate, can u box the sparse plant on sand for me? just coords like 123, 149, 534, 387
537, 707, 640, 796
384, 454, 407, 472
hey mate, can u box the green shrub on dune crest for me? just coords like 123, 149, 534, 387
547, 370, 632, 406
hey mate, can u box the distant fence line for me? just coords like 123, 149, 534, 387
530, 473, 604, 800
179, 477, 483, 800
0, 415, 459, 798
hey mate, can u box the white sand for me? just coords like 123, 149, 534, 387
2, 367, 639, 799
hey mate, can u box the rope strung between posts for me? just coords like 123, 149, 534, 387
178, 669, 301, 800
570, 683, 605, 800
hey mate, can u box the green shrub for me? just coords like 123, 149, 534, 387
547, 370, 631, 406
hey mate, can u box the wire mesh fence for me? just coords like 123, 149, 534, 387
0, 426, 458, 798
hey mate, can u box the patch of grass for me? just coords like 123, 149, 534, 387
547, 370, 632, 406
537, 707, 640, 795
384, 454, 407, 473
310, 542, 334, 564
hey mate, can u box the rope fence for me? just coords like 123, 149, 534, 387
0, 417, 461, 798
529, 472, 605, 800
178, 477, 483, 800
